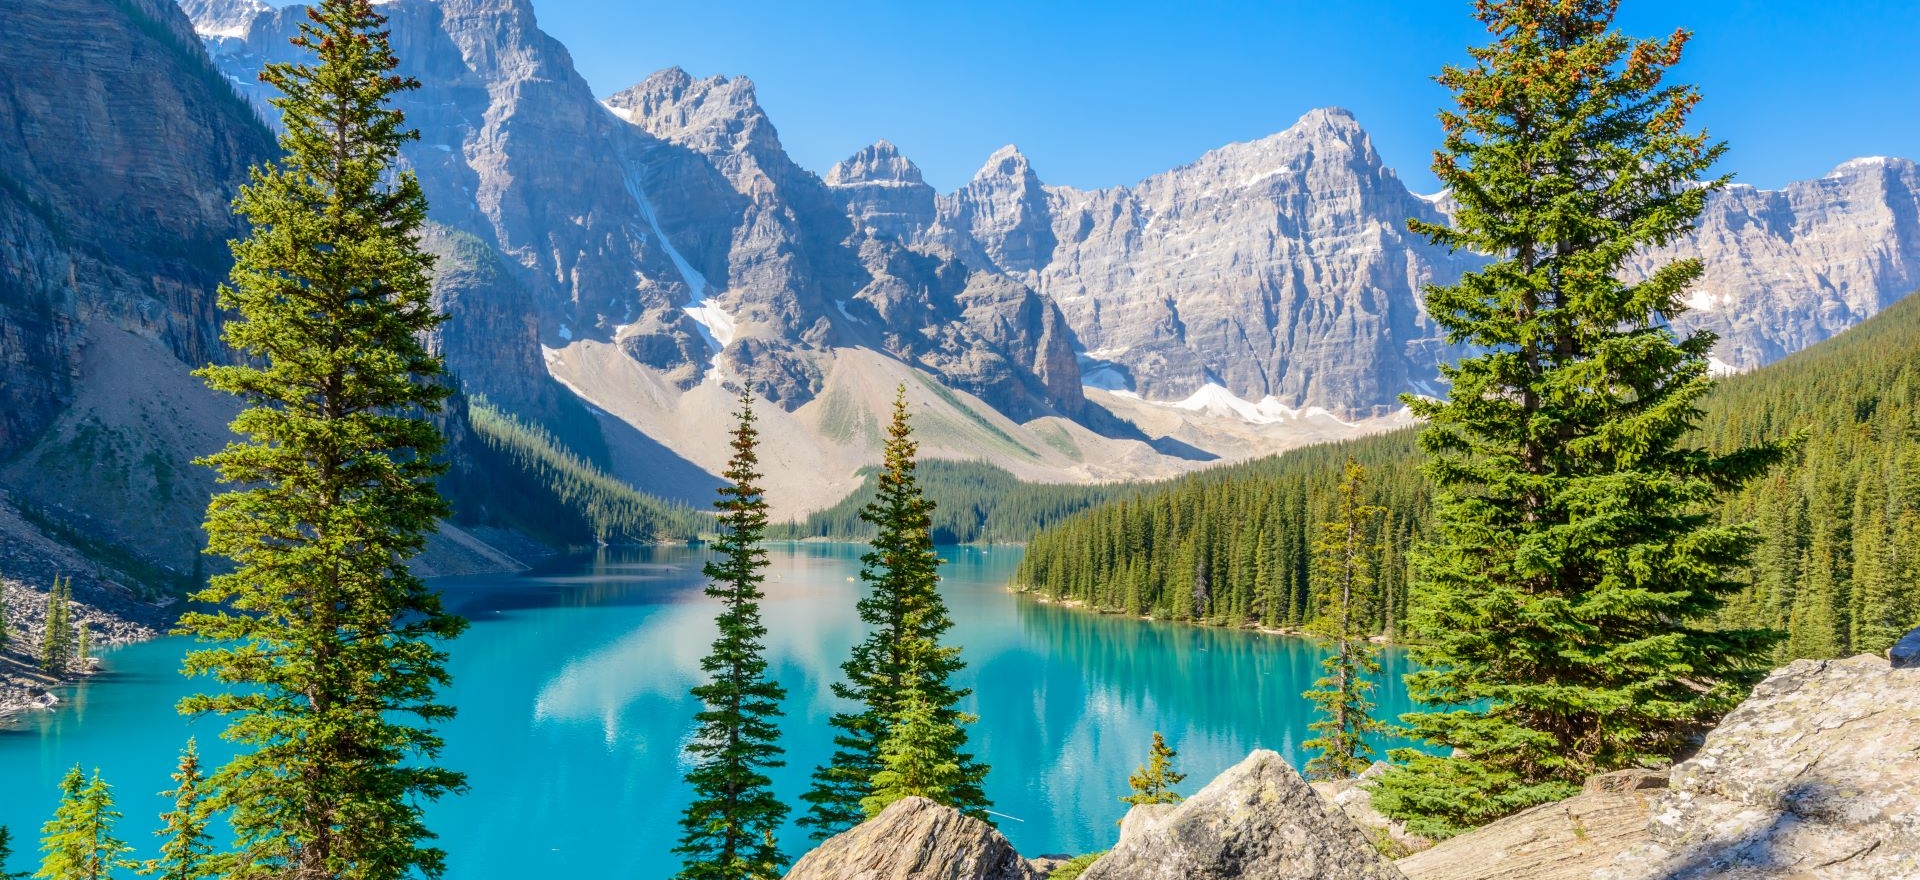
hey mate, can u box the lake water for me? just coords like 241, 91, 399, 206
0, 544, 1425, 877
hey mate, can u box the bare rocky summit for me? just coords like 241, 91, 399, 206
1646, 157, 1920, 371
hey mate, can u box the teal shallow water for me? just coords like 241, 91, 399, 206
0, 544, 1425, 876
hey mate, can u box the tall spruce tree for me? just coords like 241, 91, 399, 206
1301, 457, 1387, 781
860, 687, 966, 818
1372, 0, 1791, 839
1, 826, 27, 880
1119, 732, 1185, 810
674, 391, 788, 880
0, 574, 12, 657
800, 387, 989, 838
142, 740, 214, 880
38, 578, 72, 675
177, 2, 468, 877
36, 767, 132, 880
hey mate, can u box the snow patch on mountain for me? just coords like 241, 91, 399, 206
618, 163, 732, 369
1157, 383, 1357, 427
178, 0, 269, 38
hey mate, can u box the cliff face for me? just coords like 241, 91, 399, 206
0, 0, 273, 455
935, 112, 1464, 418
1646, 158, 1920, 369
197, 3, 1090, 421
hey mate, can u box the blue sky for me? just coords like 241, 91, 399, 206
367, 0, 1920, 193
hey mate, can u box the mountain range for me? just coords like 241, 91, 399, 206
1, 0, 1916, 581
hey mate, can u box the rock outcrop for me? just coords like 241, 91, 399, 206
1312, 761, 1433, 859
828, 141, 940, 242
1598, 654, 1920, 880
781, 797, 1039, 880
1395, 770, 1665, 880
1080, 749, 1407, 880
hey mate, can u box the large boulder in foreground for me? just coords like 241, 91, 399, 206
1395, 769, 1664, 880
781, 796, 1039, 880
1599, 654, 1920, 880
1081, 749, 1407, 880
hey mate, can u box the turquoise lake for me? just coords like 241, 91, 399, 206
0, 543, 1425, 877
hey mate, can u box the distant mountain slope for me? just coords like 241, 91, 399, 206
172, 0, 1920, 517
938, 109, 1473, 417
0, 0, 721, 596
1638, 157, 1920, 369
1015, 287, 1920, 660
0, 0, 272, 454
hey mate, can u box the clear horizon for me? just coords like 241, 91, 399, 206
252, 0, 1920, 193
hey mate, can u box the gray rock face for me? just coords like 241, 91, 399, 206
1646, 158, 1920, 370
149, 0, 1920, 477
200, 0, 726, 401
1600, 655, 1920, 880
0, 0, 272, 455
192, 2, 1089, 419
828, 140, 939, 243
935, 146, 1061, 279
782, 796, 1038, 880
933, 110, 1472, 417
1081, 749, 1408, 880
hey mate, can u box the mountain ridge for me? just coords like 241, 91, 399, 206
45, 0, 1920, 521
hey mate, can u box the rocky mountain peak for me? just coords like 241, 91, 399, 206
826, 141, 936, 242
934, 144, 1057, 277
974, 143, 1041, 184
605, 67, 778, 155
1189, 106, 1389, 189
824, 139, 925, 188
177, 0, 267, 38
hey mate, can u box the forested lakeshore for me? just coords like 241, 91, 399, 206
443, 395, 709, 546
1016, 287, 1920, 662
772, 460, 1141, 544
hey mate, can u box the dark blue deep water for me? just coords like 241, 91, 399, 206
0, 544, 1425, 877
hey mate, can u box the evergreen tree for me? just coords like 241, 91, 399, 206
860, 687, 966, 817
1, 826, 28, 880
1119, 731, 1185, 810
35, 767, 133, 880
1301, 458, 1387, 781
74, 623, 90, 670
1373, 0, 1790, 839
176, 2, 468, 877
674, 391, 788, 880
801, 387, 990, 838
39, 578, 72, 675
1, 575, 12, 657
142, 740, 214, 880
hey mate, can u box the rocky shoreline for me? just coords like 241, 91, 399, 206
0, 575, 170, 723
1015, 587, 1401, 645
